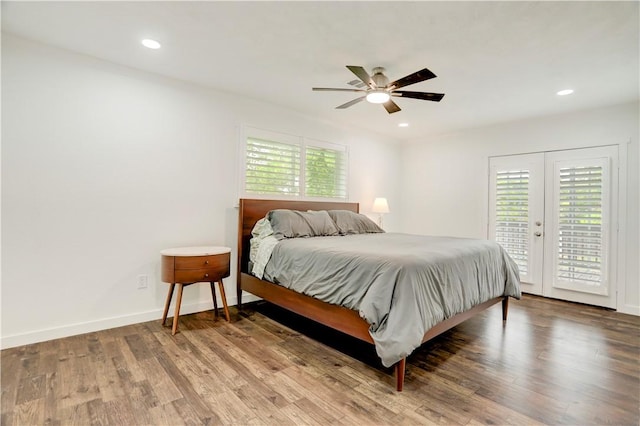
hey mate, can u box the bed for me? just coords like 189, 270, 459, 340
236, 198, 520, 391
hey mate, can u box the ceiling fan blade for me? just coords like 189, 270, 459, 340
392, 91, 445, 102
346, 65, 376, 89
383, 99, 401, 114
387, 68, 437, 90
313, 87, 366, 92
336, 96, 366, 109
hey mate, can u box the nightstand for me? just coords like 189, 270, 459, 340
160, 246, 231, 335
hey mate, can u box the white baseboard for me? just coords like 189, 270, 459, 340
618, 303, 640, 316
0, 293, 261, 350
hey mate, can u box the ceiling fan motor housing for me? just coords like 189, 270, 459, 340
371, 67, 390, 88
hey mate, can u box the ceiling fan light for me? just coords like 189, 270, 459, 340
366, 90, 390, 104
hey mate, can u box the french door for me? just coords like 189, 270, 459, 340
489, 146, 618, 308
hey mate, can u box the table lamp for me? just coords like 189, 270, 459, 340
372, 197, 390, 229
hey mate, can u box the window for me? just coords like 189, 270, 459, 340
242, 127, 348, 199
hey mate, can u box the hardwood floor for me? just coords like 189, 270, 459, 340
2, 294, 639, 425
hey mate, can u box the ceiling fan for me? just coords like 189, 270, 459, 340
313, 65, 445, 114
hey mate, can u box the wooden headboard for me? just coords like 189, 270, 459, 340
237, 198, 359, 277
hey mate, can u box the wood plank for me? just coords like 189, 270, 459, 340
103, 398, 138, 425
15, 374, 46, 405
154, 349, 220, 422
474, 377, 573, 424
148, 401, 184, 425
276, 366, 368, 424
200, 390, 254, 425
281, 365, 395, 424
171, 397, 214, 425
137, 357, 183, 405
160, 329, 243, 394
232, 311, 287, 345
343, 367, 425, 413
278, 399, 329, 425
93, 356, 126, 403
233, 384, 285, 413
0, 349, 22, 417
293, 397, 342, 424
184, 331, 248, 390
124, 333, 153, 361
60, 400, 93, 425
86, 398, 110, 426
13, 397, 45, 426
113, 336, 147, 382
42, 372, 61, 426
246, 407, 297, 425
55, 337, 101, 410
214, 322, 290, 373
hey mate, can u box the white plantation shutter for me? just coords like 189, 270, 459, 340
242, 127, 348, 199
554, 160, 609, 291
494, 169, 530, 275
305, 142, 347, 199
245, 137, 301, 196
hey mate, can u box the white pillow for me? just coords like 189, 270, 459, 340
249, 217, 274, 263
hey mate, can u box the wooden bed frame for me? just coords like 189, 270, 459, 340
236, 198, 508, 391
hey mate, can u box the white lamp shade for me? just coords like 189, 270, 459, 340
372, 197, 390, 214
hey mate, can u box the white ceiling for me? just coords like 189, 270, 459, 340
2, 1, 638, 140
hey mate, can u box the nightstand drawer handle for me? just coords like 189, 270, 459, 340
204, 273, 209, 278
205, 260, 209, 265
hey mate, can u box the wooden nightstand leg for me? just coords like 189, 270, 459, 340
162, 283, 176, 326
217, 280, 231, 322
210, 282, 219, 319
172, 283, 185, 335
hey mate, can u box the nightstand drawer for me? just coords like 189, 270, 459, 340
175, 254, 229, 270
162, 252, 230, 283
174, 268, 223, 283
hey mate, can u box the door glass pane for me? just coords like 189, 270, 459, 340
557, 165, 603, 286
495, 169, 530, 275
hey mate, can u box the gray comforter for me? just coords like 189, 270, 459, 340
263, 233, 521, 367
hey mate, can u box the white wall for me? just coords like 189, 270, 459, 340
400, 101, 640, 315
1, 35, 402, 348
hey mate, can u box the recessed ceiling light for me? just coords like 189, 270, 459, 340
141, 39, 161, 49
398, 123, 409, 128
557, 89, 574, 96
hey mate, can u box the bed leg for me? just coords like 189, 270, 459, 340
395, 358, 406, 392
502, 296, 509, 322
